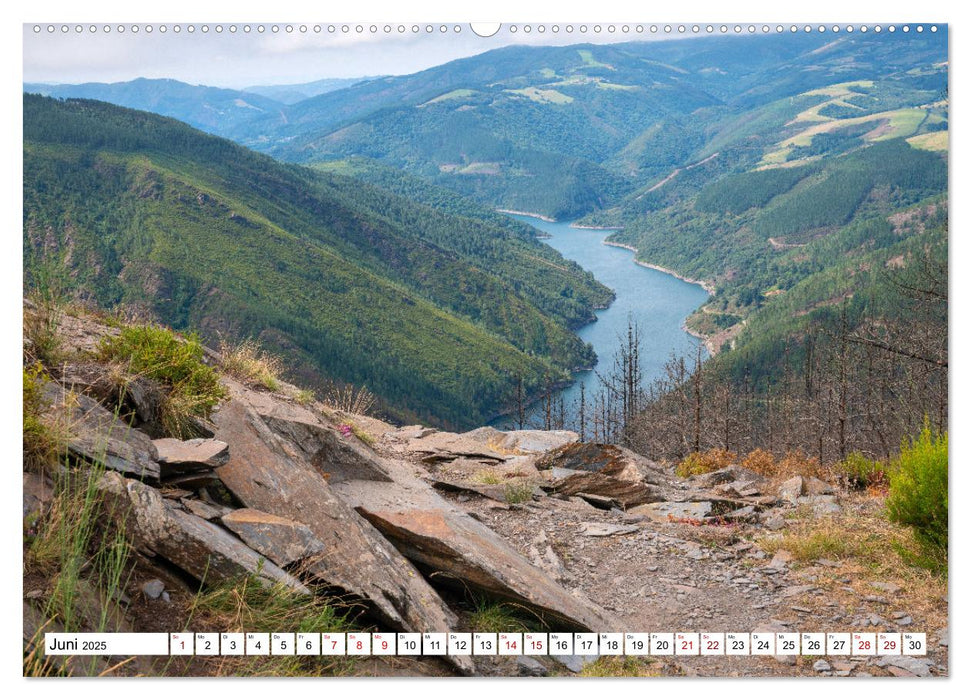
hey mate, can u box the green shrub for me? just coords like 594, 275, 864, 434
835, 451, 888, 490
886, 426, 948, 571
98, 325, 227, 437
503, 480, 535, 504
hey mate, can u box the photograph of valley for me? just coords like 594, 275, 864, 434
21, 20, 949, 680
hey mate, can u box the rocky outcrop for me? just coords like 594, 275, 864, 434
98, 471, 308, 593
324, 452, 619, 633
210, 383, 463, 635
46, 384, 160, 480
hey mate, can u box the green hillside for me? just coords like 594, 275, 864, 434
22, 95, 611, 428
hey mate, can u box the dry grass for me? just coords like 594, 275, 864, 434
218, 338, 282, 391
323, 384, 375, 416
757, 494, 947, 634
678, 447, 830, 480
676, 448, 737, 477
471, 468, 504, 485
578, 657, 661, 677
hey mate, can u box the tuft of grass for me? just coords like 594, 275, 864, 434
324, 383, 374, 416
503, 480, 535, 504
350, 424, 375, 447
23, 363, 63, 472
218, 338, 282, 392
24, 252, 72, 367
291, 388, 315, 406
466, 599, 545, 633
25, 458, 133, 640
760, 524, 850, 563
187, 575, 355, 676
579, 657, 660, 677
472, 468, 503, 485
98, 325, 226, 438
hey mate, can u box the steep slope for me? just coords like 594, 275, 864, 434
22, 95, 610, 428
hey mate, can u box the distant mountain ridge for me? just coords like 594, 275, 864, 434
242, 76, 382, 104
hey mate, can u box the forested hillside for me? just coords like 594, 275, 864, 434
22, 94, 613, 428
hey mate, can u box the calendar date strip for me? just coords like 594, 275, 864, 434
44, 631, 928, 657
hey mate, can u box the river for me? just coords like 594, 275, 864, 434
495, 214, 710, 431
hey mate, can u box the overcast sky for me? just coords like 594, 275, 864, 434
22, 23, 702, 88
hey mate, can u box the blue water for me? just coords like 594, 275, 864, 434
496, 214, 710, 430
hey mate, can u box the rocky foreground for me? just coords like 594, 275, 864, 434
23, 312, 948, 677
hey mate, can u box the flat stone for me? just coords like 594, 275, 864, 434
778, 476, 804, 503
813, 660, 831, 672
870, 581, 902, 595
181, 499, 232, 521
887, 666, 916, 677
578, 522, 639, 537
537, 442, 669, 486
153, 437, 229, 475
554, 655, 599, 673
884, 656, 933, 677
692, 466, 767, 489
392, 426, 438, 440
629, 501, 712, 522
491, 430, 579, 455
516, 656, 548, 677
221, 508, 327, 567
140, 579, 166, 600
804, 477, 835, 496
23, 472, 55, 520
406, 431, 507, 463
98, 471, 307, 592
779, 585, 817, 598
46, 383, 160, 480
720, 505, 757, 522
574, 492, 621, 510
763, 512, 786, 530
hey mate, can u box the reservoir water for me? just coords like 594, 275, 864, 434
496, 214, 710, 430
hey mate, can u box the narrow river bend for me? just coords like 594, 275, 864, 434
496, 214, 710, 430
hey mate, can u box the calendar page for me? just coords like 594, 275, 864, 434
20, 1, 950, 683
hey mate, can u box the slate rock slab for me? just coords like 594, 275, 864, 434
211, 381, 467, 669
45, 383, 160, 480
629, 501, 712, 522
221, 508, 326, 567
153, 438, 229, 475
98, 471, 307, 592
